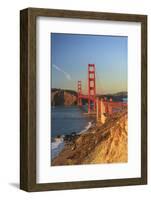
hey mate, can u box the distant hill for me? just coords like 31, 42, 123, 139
51, 88, 77, 106
97, 91, 127, 102
112, 91, 127, 97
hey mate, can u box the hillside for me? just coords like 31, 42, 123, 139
52, 110, 128, 165
83, 112, 127, 164
51, 88, 77, 106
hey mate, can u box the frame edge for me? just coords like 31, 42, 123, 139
20, 8, 29, 191
20, 8, 37, 192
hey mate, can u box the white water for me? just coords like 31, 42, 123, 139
51, 121, 92, 160
51, 137, 64, 160
77, 121, 92, 135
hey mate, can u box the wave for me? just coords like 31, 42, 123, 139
51, 121, 93, 160
51, 137, 64, 160
77, 121, 92, 135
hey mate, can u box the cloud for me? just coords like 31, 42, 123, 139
52, 64, 71, 81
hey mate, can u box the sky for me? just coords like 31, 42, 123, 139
51, 33, 127, 95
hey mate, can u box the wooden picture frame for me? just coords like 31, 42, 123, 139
20, 7, 147, 192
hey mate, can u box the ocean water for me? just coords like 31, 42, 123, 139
51, 106, 94, 137
51, 106, 95, 159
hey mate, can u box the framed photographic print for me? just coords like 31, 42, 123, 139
20, 8, 147, 191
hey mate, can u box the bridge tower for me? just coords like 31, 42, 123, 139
88, 64, 96, 113
77, 80, 82, 106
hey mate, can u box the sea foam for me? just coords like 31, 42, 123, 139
78, 121, 92, 135
51, 121, 92, 160
51, 137, 64, 160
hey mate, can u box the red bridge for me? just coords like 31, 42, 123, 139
77, 64, 96, 113
77, 64, 127, 118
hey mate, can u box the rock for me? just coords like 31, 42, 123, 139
71, 132, 76, 136
51, 89, 77, 106
95, 140, 98, 145
76, 136, 83, 146
64, 132, 78, 143
71, 145, 76, 151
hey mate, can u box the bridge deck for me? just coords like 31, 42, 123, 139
79, 95, 95, 101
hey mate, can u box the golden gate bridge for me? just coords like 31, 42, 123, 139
77, 64, 127, 122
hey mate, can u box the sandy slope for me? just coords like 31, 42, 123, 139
83, 113, 127, 164
52, 111, 128, 166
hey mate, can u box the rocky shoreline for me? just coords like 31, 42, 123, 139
51, 110, 128, 166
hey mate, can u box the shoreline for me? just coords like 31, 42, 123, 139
51, 110, 128, 166
51, 120, 94, 160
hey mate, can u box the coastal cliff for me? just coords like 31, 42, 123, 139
51, 89, 77, 106
83, 112, 127, 164
52, 110, 127, 165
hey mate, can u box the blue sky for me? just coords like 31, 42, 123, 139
51, 33, 127, 94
